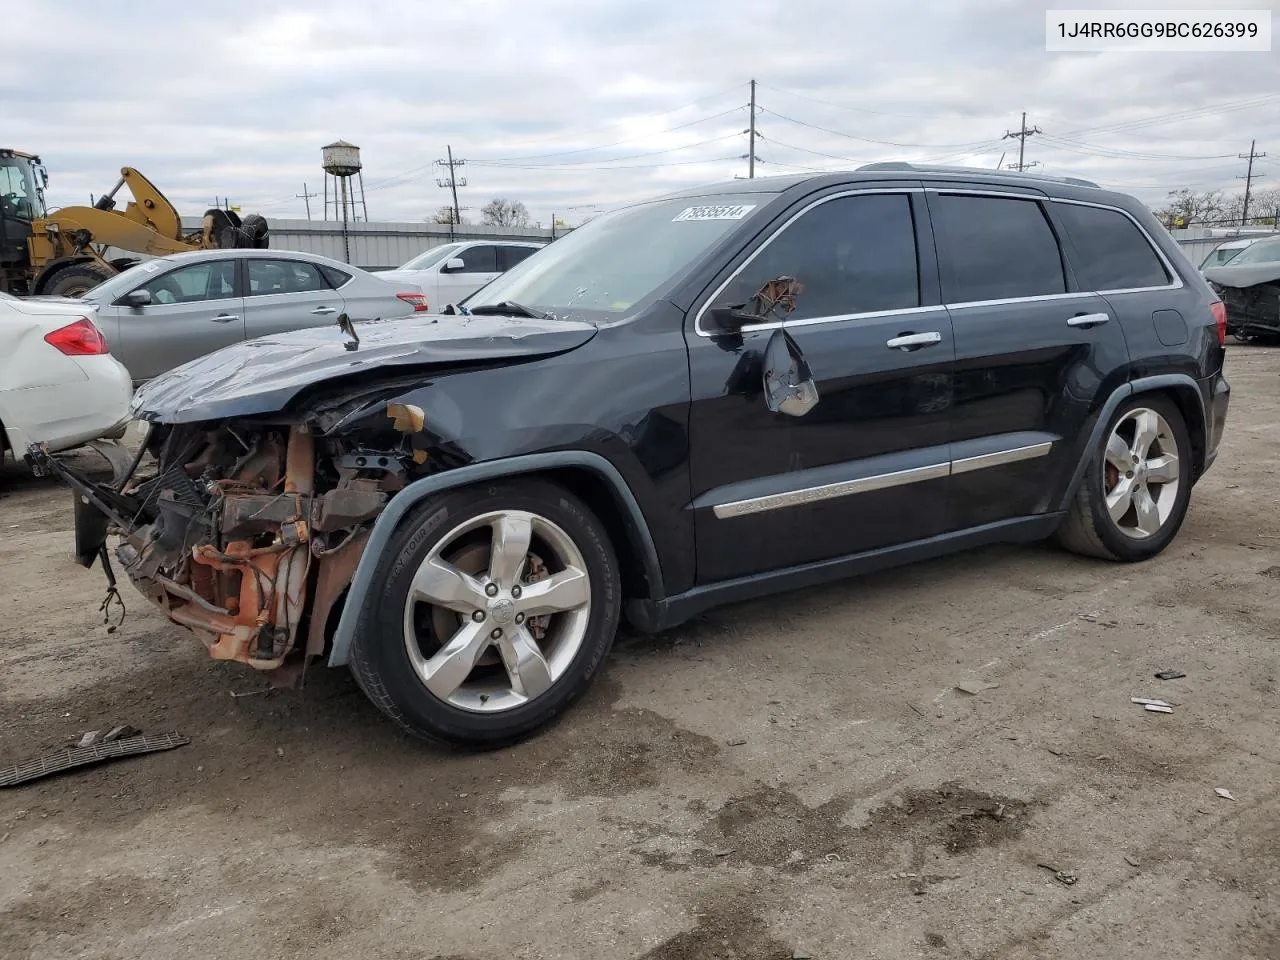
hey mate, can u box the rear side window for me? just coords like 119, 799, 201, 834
319, 264, 352, 289
459, 245, 498, 273
500, 246, 537, 270
1054, 203, 1170, 290
932, 195, 1065, 303
247, 259, 328, 296
717, 193, 920, 320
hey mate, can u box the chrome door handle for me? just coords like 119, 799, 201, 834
1067, 312, 1109, 327
886, 331, 942, 350
311, 306, 337, 316
211, 314, 238, 323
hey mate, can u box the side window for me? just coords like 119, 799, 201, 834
247, 259, 328, 296
459, 245, 498, 273
932, 195, 1066, 303
1053, 202, 1171, 290
500, 246, 537, 271
319, 264, 352, 289
718, 193, 920, 320
139, 260, 236, 305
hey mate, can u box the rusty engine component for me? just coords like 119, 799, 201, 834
110, 413, 405, 681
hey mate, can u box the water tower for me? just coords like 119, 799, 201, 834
322, 140, 369, 263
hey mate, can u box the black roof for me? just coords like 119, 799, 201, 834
651, 161, 1147, 214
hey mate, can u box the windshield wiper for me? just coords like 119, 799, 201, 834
465, 300, 548, 320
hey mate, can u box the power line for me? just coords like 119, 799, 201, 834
759, 107, 996, 150
474, 105, 746, 163
1002, 112, 1042, 172
435, 146, 466, 226
1238, 139, 1267, 225
470, 133, 742, 169
755, 81, 964, 121
295, 182, 318, 220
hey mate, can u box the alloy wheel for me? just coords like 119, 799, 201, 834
402, 510, 592, 713
1102, 407, 1181, 540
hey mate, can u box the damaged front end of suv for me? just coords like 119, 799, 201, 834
30, 313, 599, 687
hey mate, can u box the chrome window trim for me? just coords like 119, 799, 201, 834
1047, 196, 1184, 293
693, 187, 924, 338
692, 186, 1185, 341
712, 440, 1054, 518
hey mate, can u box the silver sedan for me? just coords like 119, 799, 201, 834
77, 249, 429, 382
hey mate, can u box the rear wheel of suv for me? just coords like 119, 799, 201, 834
1057, 395, 1193, 562
349, 478, 620, 748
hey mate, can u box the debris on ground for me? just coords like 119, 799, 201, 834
955, 679, 998, 695
1154, 670, 1186, 680
0, 732, 190, 788
792, 950, 814, 960
1124, 855, 1140, 867
1215, 788, 1237, 801
1037, 863, 1078, 886
1144, 704, 1174, 714
726, 738, 747, 746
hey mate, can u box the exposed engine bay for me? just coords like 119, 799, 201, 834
1216, 280, 1280, 341
37, 403, 438, 684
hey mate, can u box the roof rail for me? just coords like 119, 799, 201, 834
856, 161, 1100, 189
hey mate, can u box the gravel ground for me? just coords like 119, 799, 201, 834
1, 346, 1277, 960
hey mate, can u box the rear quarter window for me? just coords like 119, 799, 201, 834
320, 265, 352, 289
931, 194, 1066, 303
1053, 203, 1171, 291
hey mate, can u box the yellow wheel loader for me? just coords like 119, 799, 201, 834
0, 149, 268, 297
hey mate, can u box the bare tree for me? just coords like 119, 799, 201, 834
1155, 189, 1226, 229
432, 205, 461, 225
481, 198, 530, 227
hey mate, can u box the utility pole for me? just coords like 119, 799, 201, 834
296, 182, 318, 220
1238, 139, 1267, 226
748, 78, 757, 179
436, 145, 466, 228
1002, 112, 1042, 172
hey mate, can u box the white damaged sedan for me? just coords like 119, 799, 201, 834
0, 291, 132, 470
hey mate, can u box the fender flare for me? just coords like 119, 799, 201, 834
1057, 373, 1207, 512
327, 451, 666, 667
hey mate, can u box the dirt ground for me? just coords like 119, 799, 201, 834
2, 347, 1278, 960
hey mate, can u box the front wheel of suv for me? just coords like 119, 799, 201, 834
1057, 395, 1193, 562
349, 478, 621, 748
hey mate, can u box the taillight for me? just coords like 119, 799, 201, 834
1210, 300, 1227, 346
44, 317, 110, 356
397, 292, 429, 312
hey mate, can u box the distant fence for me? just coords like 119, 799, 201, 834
177, 216, 562, 271
1169, 226, 1280, 267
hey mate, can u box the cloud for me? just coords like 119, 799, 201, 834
7, 0, 1278, 228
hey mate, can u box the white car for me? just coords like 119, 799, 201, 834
377, 240, 544, 312
0, 292, 131, 468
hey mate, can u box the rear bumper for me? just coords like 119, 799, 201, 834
1201, 369, 1230, 475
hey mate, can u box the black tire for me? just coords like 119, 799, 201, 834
42, 262, 116, 298
349, 478, 621, 748
1057, 394, 1193, 562
203, 208, 242, 249
237, 213, 269, 249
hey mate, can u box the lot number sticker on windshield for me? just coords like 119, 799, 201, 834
673, 204, 756, 222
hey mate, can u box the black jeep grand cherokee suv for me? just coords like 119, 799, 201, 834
41, 162, 1230, 747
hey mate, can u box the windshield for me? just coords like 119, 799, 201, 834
466, 193, 776, 318
400, 243, 463, 271
0, 157, 46, 221
1227, 236, 1280, 266
81, 256, 177, 303
1200, 240, 1257, 268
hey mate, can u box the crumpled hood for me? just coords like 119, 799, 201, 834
1204, 262, 1280, 289
130, 314, 597, 423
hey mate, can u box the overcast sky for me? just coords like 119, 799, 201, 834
6, 0, 1277, 228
